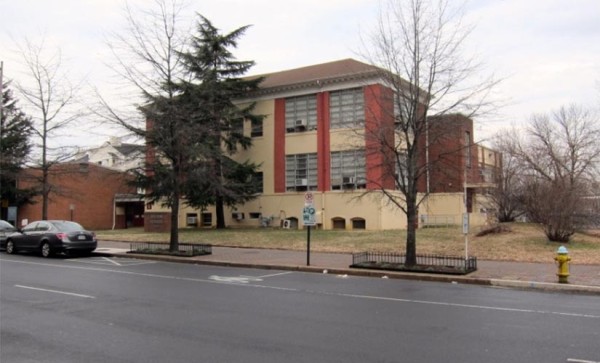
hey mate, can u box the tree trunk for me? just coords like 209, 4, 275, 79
42, 167, 49, 220
169, 197, 180, 253
169, 165, 180, 253
405, 194, 418, 266
215, 193, 225, 229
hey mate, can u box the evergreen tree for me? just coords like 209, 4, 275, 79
0, 82, 35, 219
177, 15, 263, 229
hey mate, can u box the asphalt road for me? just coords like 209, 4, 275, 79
1, 254, 599, 363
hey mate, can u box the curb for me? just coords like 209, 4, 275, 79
93, 251, 600, 296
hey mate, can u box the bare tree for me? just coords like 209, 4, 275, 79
361, 0, 499, 264
501, 105, 600, 241
14, 38, 86, 220
97, 0, 192, 252
489, 132, 525, 222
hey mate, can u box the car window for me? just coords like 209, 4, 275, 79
52, 221, 85, 232
36, 222, 51, 232
0, 220, 15, 230
22, 223, 39, 232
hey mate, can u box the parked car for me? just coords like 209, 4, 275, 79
5, 220, 97, 257
0, 220, 18, 250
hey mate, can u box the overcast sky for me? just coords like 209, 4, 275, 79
1, 0, 599, 148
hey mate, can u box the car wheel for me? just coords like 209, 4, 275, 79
40, 242, 52, 258
6, 240, 15, 254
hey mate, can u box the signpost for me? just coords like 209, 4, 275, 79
303, 192, 316, 265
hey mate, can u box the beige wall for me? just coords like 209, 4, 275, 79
162, 189, 494, 231
146, 97, 498, 231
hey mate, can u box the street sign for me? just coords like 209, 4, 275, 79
462, 213, 469, 234
304, 192, 314, 205
303, 205, 316, 226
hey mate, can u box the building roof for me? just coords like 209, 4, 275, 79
113, 143, 144, 156
248, 58, 385, 96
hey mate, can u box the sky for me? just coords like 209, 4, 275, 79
1, 0, 600, 148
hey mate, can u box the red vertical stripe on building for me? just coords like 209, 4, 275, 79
274, 98, 286, 193
364, 84, 395, 190
317, 92, 330, 191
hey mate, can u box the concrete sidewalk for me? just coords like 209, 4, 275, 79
96, 240, 600, 295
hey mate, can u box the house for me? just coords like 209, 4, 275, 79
144, 59, 501, 231
74, 137, 145, 172
16, 162, 144, 230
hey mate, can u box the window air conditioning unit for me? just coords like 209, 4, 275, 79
295, 119, 307, 128
295, 178, 308, 186
232, 212, 245, 221
186, 216, 198, 225
282, 219, 292, 229
342, 176, 355, 184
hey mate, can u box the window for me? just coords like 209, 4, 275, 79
36, 222, 51, 232
285, 95, 317, 132
250, 118, 263, 137
394, 94, 406, 125
251, 172, 263, 194
231, 118, 244, 135
201, 213, 212, 227
330, 150, 366, 190
232, 212, 245, 220
186, 213, 198, 227
396, 152, 408, 189
330, 88, 364, 129
394, 95, 415, 144
351, 218, 366, 230
465, 131, 472, 168
286, 153, 318, 191
249, 212, 262, 219
332, 217, 346, 230
480, 167, 494, 183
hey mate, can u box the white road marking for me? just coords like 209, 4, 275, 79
209, 275, 264, 284
211, 272, 293, 283
15, 285, 95, 299
3, 258, 599, 319
330, 292, 600, 319
567, 359, 600, 363
67, 258, 155, 267
102, 257, 122, 266
254, 272, 293, 279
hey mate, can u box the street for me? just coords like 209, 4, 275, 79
1, 254, 599, 363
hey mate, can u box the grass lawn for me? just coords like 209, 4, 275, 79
96, 223, 600, 264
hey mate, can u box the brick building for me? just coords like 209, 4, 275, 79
145, 59, 501, 231
17, 162, 143, 230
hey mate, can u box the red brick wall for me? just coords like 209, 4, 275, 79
364, 84, 395, 190
144, 212, 171, 232
17, 163, 136, 230
317, 92, 331, 191
418, 114, 477, 193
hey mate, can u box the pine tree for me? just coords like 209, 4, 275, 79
0, 82, 35, 219
177, 15, 263, 229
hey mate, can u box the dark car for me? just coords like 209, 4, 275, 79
0, 220, 18, 250
5, 220, 97, 257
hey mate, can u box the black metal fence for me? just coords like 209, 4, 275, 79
351, 251, 477, 274
130, 242, 212, 256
